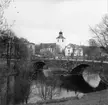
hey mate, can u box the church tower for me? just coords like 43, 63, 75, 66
56, 31, 66, 52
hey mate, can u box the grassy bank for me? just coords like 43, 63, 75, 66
19, 89, 108, 105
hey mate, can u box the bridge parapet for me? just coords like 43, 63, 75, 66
32, 58, 108, 73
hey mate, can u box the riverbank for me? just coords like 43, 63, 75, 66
24, 89, 108, 105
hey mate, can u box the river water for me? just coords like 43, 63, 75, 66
28, 69, 100, 103
28, 82, 76, 103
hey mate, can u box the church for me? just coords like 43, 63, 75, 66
56, 31, 66, 52
39, 31, 83, 57
40, 31, 66, 53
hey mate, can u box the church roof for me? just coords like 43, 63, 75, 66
56, 31, 65, 39
40, 43, 56, 49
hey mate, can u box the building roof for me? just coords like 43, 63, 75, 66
56, 31, 65, 39
40, 43, 56, 49
29, 42, 35, 45
65, 43, 81, 49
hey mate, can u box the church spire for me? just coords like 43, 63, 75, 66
56, 31, 65, 39
56, 31, 66, 52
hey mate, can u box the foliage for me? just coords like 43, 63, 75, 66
0, 1, 33, 104
83, 46, 101, 60
40, 50, 55, 58
12, 57, 33, 104
0, 0, 15, 104
0, 29, 30, 60
0, 29, 33, 104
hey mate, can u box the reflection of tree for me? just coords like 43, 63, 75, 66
34, 76, 61, 101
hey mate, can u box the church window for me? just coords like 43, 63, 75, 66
62, 39, 64, 42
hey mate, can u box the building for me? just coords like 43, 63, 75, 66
40, 43, 56, 53
56, 31, 66, 52
74, 46, 83, 57
20, 38, 36, 55
64, 43, 83, 57
36, 31, 85, 59
65, 44, 74, 56
35, 44, 41, 54
100, 47, 108, 57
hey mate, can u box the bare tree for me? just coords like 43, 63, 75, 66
90, 14, 108, 51
0, 30, 32, 105
0, 0, 14, 30
0, 1, 15, 105
89, 14, 108, 72
88, 38, 98, 47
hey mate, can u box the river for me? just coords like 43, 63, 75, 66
28, 68, 100, 103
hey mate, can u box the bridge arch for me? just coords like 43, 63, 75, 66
33, 60, 46, 70
70, 63, 90, 74
31, 60, 46, 80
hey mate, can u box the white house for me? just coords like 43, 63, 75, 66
74, 47, 83, 57
65, 44, 83, 57
65, 44, 74, 56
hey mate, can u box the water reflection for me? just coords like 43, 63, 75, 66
29, 82, 76, 103
28, 66, 102, 103
28, 68, 77, 103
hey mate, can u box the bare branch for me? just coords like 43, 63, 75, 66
89, 26, 104, 47
0, 0, 14, 30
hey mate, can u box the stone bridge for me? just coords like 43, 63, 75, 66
32, 58, 108, 72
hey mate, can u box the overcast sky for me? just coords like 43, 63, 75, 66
4, 0, 107, 45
